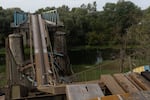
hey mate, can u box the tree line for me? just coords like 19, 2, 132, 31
0, 7, 21, 46
0, 1, 150, 49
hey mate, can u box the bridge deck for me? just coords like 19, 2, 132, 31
66, 72, 150, 100
90, 72, 150, 100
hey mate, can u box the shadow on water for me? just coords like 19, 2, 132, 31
68, 48, 120, 65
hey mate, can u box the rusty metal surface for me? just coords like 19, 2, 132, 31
38, 14, 52, 83
31, 15, 44, 86
31, 14, 54, 86
7, 12, 69, 99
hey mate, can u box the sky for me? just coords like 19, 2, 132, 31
0, 0, 150, 13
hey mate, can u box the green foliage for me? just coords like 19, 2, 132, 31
102, 1, 142, 37
87, 31, 104, 45
127, 6, 150, 66
127, 8, 150, 45
0, 1, 146, 49
0, 65, 5, 73
0, 73, 6, 87
0, 48, 5, 55
62, 1, 142, 47
0, 7, 22, 47
35, 7, 56, 13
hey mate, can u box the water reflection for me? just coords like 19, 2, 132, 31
68, 48, 119, 65
95, 50, 103, 64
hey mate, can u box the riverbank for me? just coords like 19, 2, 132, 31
68, 45, 140, 51
0, 45, 148, 87
72, 59, 131, 73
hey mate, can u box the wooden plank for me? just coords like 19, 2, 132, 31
129, 73, 150, 90
11, 85, 28, 99
113, 73, 139, 93
126, 91, 150, 100
101, 94, 128, 100
91, 91, 150, 100
101, 75, 125, 94
37, 84, 66, 94
95, 95, 119, 100
66, 84, 104, 100
100, 93, 129, 100
124, 74, 143, 91
140, 91, 150, 100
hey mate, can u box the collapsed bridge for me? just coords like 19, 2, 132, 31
5, 10, 150, 100
6, 10, 71, 99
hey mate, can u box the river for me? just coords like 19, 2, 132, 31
68, 48, 120, 65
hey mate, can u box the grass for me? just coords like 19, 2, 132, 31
0, 65, 6, 87
72, 64, 95, 73
72, 60, 121, 73
0, 48, 5, 55
71, 59, 131, 82
0, 47, 31, 88
0, 65, 5, 73
0, 72, 6, 87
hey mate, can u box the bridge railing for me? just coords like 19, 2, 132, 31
69, 59, 123, 82
11, 11, 28, 27
41, 10, 61, 25
69, 65, 101, 82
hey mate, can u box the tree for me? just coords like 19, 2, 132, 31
87, 31, 104, 45
80, 4, 87, 9
87, 1, 97, 12
34, 1, 142, 51
0, 7, 21, 46
102, 1, 142, 39
102, 1, 142, 72
0, 6, 3, 10
35, 7, 56, 14
127, 7, 150, 66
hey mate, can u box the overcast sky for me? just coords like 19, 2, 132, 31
0, 0, 150, 12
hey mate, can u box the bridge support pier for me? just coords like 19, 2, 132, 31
9, 33, 25, 66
